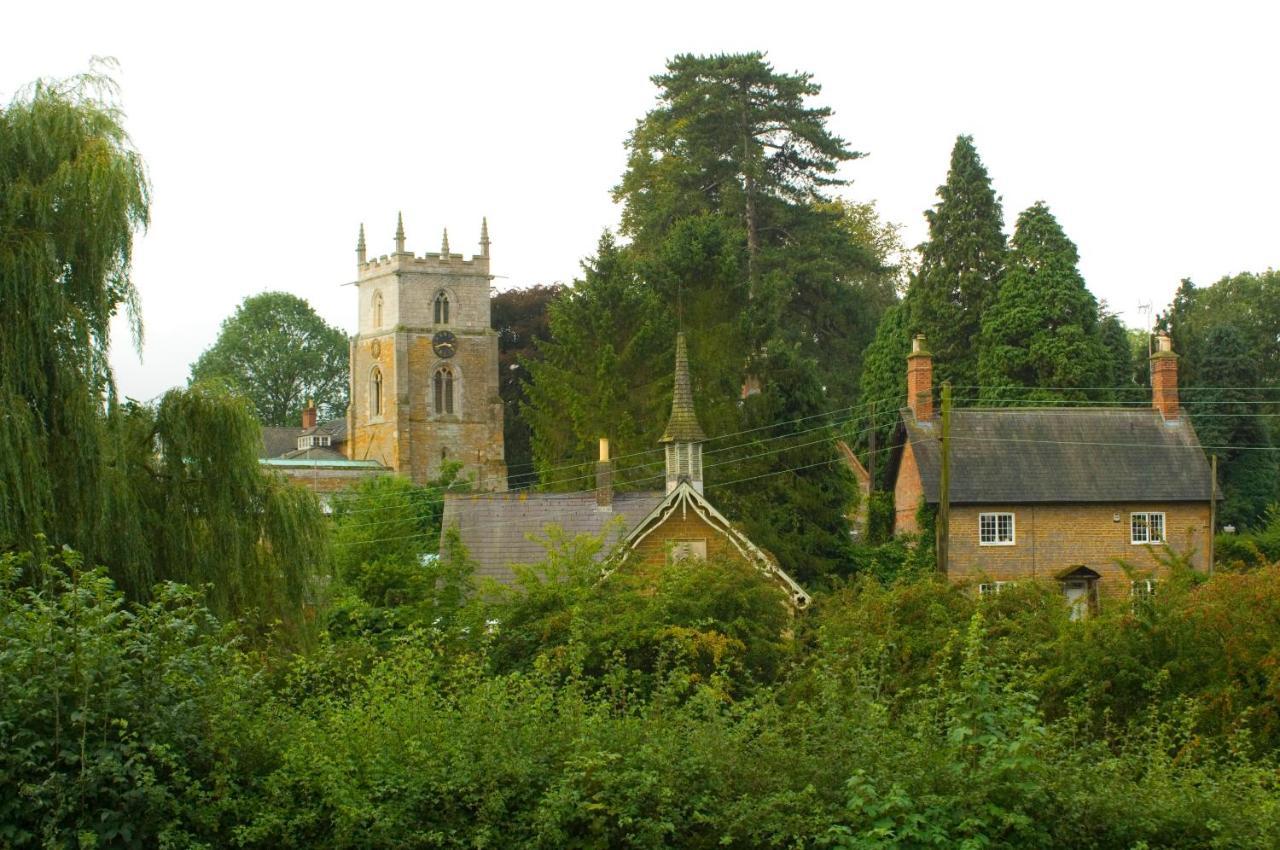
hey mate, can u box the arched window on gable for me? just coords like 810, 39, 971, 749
433, 365, 455, 415
434, 290, 450, 325
372, 290, 384, 328
370, 367, 384, 417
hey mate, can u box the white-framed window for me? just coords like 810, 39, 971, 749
978, 581, 1015, 597
669, 539, 708, 563
296, 435, 332, 450
979, 512, 1015, 546
1130, 512, 1166, 544
1131, 579, 1158, 601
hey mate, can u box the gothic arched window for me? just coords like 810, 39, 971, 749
433, 366, 455, 415
372, 290, 384, 328
370, 367, 384, 417
434, 290, 450, 325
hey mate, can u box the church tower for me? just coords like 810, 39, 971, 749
346, 215, 507, 490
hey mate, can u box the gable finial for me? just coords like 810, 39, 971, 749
441, 227, 450, 257
356, 223, 366, 264
394, 212, 406, 254
480, 217, 490, 258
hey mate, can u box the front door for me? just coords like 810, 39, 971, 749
1063, 579, 1092, 620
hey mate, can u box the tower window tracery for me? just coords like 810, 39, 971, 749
373, 290, 383, 328
434, 290, 450, 325
370, 367, 384, 417
433, 366, 455, 415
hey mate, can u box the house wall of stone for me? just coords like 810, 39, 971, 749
945, 501, 1212, 594
270, 466, 386, 494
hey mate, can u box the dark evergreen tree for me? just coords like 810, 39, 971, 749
977, 202, 1107, 401
1191, 324, 1277, 530
909, 135, 1007, 389
855, 301, 911, 486
1098, 312, 1139, 401
492, 284, 563, 487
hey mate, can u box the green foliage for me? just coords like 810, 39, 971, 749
0, 63, 148, 560
492, 284, 564, 487
908, 135, 1008, 389
189, 291, 350, 426
100, 383, 328, 638
978, 201, 1109, 401
327, 466, 472, 636
523, 233, 674, 489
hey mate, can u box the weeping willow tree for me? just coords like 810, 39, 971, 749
1, 65, 325, 636
0, 64, 147, 559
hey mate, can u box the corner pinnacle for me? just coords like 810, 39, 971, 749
395, 212, 406, 254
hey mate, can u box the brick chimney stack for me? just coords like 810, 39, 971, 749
302, 399, 318, 430
596, 437, 613, 509
907, 335, 934, 422
1150, 333, 1180, 420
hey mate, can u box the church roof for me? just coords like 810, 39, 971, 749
660, 333, 706, 443
440, 490, 666, 587
898, 406, 1214, 504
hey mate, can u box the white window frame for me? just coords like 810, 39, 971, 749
978, 512, 1016, 546
1130, 512, 1166, 545
978, 580, 1015, 597
668, 539, 708, 563
1130, 579, 1158, 601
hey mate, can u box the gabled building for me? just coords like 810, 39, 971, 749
259, 402, 388, 495
888, 333, 1214, 612
441, 334, 811, 607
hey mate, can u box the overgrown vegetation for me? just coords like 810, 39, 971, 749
4, 542, 1279, 848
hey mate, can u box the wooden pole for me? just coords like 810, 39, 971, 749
1209, 453, 1217, 576
867, 401, 877, 491
937, 381, 951, 575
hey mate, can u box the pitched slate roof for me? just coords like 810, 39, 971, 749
441, 490, 667, 586
260, 427, 303, 459
660, 333, 706, 443
900, 407, 1213, 504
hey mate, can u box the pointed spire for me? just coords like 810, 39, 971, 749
356, 223, 366, 264
660, 333, 707, 444
441, 227, 450, 256
394, 212, 406, 254
479, 217, 490, 258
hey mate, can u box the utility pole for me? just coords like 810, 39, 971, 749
867, 401, 877, 491
1209, 453, 1217, 576
937, 381, 952, 575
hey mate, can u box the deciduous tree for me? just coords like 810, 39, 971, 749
190, 291, 350, 426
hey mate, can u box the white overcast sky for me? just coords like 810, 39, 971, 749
5, 1, 1277, 401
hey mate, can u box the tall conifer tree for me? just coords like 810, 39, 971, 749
910, 135, 1007, 388
978, 202, 1107, 401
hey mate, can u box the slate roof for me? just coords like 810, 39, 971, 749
260, 427, 303, 459
278, 446, 350, 462
441, 490, 667, 586
900, 407, 1213, 504
660, 333, 707, 443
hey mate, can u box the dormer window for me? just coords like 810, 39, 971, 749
434, 290, 450, 325
296, 435, 333, 451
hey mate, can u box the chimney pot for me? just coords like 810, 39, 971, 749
1150, 334, 1180, 420
906, 335, 934, 422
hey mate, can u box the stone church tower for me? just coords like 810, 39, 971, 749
346, 214, 507, 490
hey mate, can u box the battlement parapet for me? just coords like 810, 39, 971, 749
358, 251, 491, 280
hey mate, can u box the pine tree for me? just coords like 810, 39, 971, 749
910, 135, 1007, 388
977, 202, 1107, 401
1192, 324, 1277, 529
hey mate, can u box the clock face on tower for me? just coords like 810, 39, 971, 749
432, 330, 457, 359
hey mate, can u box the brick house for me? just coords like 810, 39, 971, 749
441, 334, 810, 607
888, 333, 1214, 613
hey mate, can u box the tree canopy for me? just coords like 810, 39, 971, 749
190, 291, 350, 427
